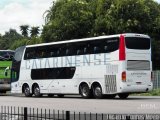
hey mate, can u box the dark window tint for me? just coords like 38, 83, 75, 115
24, 37, 119, 60
31, 67, 76, 80
102, 38, 119, 53
125, 37, 150, 50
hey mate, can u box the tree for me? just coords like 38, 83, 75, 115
0, 29, 23, 49
20, 25, 29, 37
30, 26, 40, 38
42, 0, 94, 42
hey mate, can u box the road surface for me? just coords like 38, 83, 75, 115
0, 94, 160, 114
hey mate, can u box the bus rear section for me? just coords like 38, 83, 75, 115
116, 34, 153, 98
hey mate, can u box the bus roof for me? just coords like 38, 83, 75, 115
26, 33, 150, 48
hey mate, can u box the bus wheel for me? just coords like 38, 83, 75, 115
93, 85, 103, 99
33, 85, 42, 97
118, 93, 129, 99
80, 84, 91, 99
24, 85, 32, 97
57, 94, 64, 98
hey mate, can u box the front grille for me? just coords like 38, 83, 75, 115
127, 60, 150, 70
105, 75, 117, 94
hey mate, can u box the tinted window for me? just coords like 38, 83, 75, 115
31, 67, 76, 80
24, 37, 119, 60
125, 37, 150, 50
102, 38, 119, 53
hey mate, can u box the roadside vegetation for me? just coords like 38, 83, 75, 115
0, 0, 159, 70
133, 89, 160, 96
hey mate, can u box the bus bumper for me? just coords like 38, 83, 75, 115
119, 83, 153, 93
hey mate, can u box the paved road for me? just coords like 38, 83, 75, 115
0, 94, 160, 114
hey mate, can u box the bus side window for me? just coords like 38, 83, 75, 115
94, 46, 100, 54
66, 49, 70, 56
84, 47, 87, 54
50, 52, 55, 57
77, 50, 81, 55
26, 53, 30, 59
57, 50, 60, 57
104, 46, 108, 52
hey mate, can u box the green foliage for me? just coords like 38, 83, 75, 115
30, 27, 40, 37
134, 89, 160, 96
10, 37, 43, 50
20, 25, 29, 38
0, 29, 23, 49
42, 0, 94, 42
10, 39, 28, 50
93, 0, 160, 36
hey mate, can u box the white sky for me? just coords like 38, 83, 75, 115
0, 0, 53, 35
0, 0, 159, 35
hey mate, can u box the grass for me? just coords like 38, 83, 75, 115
133, 89, 160, 96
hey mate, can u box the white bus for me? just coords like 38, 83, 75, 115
11, 33, 153, 99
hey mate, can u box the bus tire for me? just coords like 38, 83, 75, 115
93, 85, 103, 99
24, 85, 32, 97
33, 85, 42, 97
80, 84, 91, 99
118, 93, 129, 99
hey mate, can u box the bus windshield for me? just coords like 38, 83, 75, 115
125, 37, 150, 50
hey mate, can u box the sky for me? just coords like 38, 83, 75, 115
0, 0, 53, 35
0, 0, 159, 35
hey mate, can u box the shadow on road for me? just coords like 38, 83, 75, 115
8, 94, 160, 101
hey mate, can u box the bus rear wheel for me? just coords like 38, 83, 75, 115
33, 85, 42, 97
118, 93, 129, 99
80, 84, 91, 99
93, 85, 103, 99
24, 85, 32, 97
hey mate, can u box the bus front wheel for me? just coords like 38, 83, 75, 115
118, 93, 129, 99
33, 85, 42, 97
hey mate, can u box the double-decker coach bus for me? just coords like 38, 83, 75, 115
11, 33, 153, 99
0, 50, 14, 93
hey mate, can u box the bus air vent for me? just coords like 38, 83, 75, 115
105, 75, 117, 94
